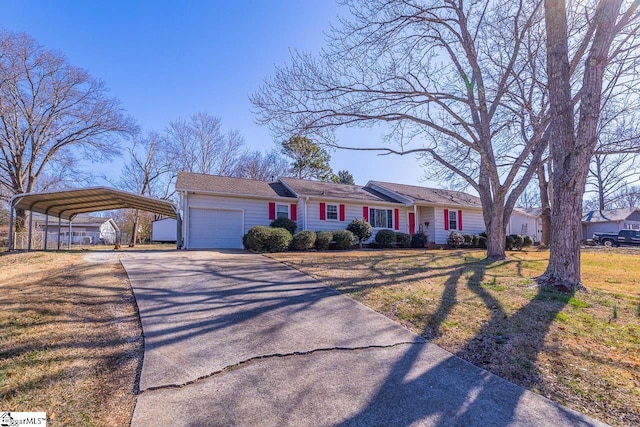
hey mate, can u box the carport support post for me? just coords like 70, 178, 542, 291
68, 220, 72, 249
27, 211, 33, 251
7, 204, 14, 251
44, 215, 49, 251
57, 217, 61, 250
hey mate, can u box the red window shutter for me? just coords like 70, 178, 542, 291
444, 209, 449, 230
269, 202, 276, 220
363, 206, 368, 221
339, 204, 345, 221
291, 204, 297, 221
458, 210, 463, 230
320, 202, 326, 220
394, 209, 400, 230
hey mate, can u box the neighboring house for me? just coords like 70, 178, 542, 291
582, 208, 640, 240
31, 213, 120, 244
152, 217, 178, 243
177, 172, 538, 249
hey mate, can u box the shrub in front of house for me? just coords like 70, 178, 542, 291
523, 235, 534, 248
332, 230, 355, 250
410, 232, 428, 248
508, 234, 524, 250
477, 235, 487, 248
267, 228, 293, 252
315, 231, 333, 251
346, 218, 372, 249
505, 234, 515, 250
395, 232, 411, 248
472, 234, 480, 247
463, 233, 474, 246
447, 231, 465, 248
270, 217, 297, 235
375, 229, 396, 248
291, 230, 316, 251
243, 226, 272, 251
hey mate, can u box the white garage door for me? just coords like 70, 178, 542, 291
188, 208, 243, 249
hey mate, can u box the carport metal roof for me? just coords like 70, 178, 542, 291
11, 186, 177, 220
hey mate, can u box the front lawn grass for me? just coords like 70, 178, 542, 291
0, 250, 143, 426
268, 247, 640, 426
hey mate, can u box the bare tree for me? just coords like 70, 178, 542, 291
253, 0, 550, 259
585, 152, 638, 210
234, 150, 289, 181
539, 0, 640, 291
119, 131, 173, 246
165, 112, 245, 176
0, 30, 135, 227
611, 183, 640, 208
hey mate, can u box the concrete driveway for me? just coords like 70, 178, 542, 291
121, 251, 605, 427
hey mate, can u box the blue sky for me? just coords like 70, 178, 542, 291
2, 0, 433, 187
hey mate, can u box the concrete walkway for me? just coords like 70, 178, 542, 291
121, 251, 606, 427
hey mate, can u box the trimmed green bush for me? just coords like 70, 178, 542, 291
472, 234, 480, 247
447, 231, 465, 247
395, 232, 411, 248
410, 232, 428, 248
267, 228, 292, 252
270, 217, 297, 235
315, 231, 333, 250
243, 226, 272, 251
505, 235, 515, 250
375, 229, 396, 248
478, 236, 487, 248
332, 230, 355, 250
347, 218, 372, 248
509, 234, 524, 250
463, 233, 474, 246
291, 230, 316, 251
523, 235, 534, 248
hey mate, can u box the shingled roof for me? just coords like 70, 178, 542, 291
582, 208, 640, 223
369, 181, 482, 208
279, 177, 402, 204
176, 172, 295, 199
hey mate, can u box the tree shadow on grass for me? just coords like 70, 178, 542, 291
335, 258, 588, 427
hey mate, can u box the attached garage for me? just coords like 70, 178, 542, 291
188, 208, 244, 249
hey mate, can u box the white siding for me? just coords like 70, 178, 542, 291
182, 193, 297, 248
416, 207, 436, 242
433, 207, 485, 244
508, 212, 538, 242
302, 199, 409, 242
152, 218, 177, 242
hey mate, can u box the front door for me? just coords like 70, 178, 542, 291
409, 212, 415, 235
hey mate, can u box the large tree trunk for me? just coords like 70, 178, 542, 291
537, 164, 551, 247
129, 209, 140, 247
539, 0, 622, 292
483, 202, 507, 260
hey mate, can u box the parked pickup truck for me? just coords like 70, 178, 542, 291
593, 229, 640, 246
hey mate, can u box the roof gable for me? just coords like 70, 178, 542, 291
279, 177, 402, 204
176, 172, 295, 199
369, 181, 482, 208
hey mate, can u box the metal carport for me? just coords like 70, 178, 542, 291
8, 187, 180, 251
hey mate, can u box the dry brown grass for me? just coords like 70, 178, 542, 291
268, 247, 640, 426
0, 250, 143, 426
